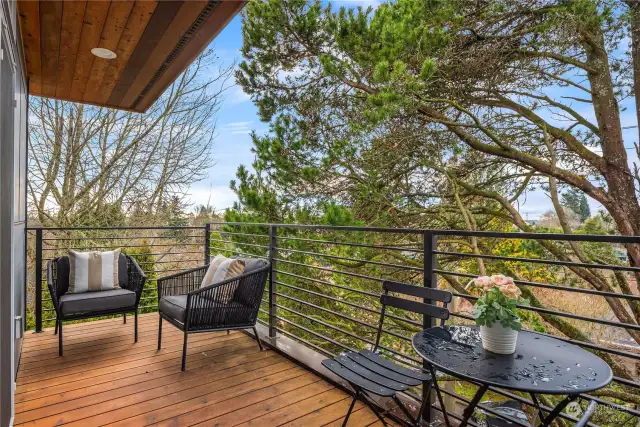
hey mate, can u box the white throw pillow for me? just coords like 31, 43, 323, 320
201, 255, 246, 288
201, 255, 246, 303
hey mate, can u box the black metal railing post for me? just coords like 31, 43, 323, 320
204, 223, 211, 265
268, 225, 278, 338
422, 230, 438, 422
34, 228, 43, 333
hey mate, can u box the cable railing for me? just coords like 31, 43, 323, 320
210, 222, 640, 426
26, 222, 640, 426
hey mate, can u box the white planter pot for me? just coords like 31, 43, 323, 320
480, 323, 518, 354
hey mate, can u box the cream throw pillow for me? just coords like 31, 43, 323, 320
68, 248, 121, 293
201, 255, 246, 302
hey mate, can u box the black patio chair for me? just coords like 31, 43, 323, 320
322, 280, 452, 427
47, 254, 147, 356
156, 258, 270, 371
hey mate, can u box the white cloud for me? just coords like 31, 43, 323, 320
227, 85, 251, 105
221, 120, 253, 135
227, 121, 252, 128
187, 185, 237, 211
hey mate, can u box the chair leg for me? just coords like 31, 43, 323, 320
415, 380, 432, 426
58, 320, 63, 357
157, 315, 163, 350
227, 330, 230, 335
252, 327, 264, 351
342, 389, 360, 427
361, 392, 387, 426
54, 317, 58, 335
123, 313, 127, 324
181, 332, 188, 371
428, 364, 451, 427
134, 311, 138, 343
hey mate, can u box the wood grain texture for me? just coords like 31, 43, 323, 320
38, 0, 63, 97
134, 0, 246, 111
17, 0, 42, 93
118, 0, 208, 109
18, 0, 244, 111
106, 0, 183, 107
93, 0, 158, 105
82, 0, 135, 103
56, 0, 87, 98
14, 313, 376, 427
69, 0, 110, 100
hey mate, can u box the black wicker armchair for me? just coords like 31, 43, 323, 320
47, 254, 147, 356
157, 258, 270, 371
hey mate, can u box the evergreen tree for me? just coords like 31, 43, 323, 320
561, 188, 591, 222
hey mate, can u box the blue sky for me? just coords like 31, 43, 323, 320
187, 1, 382, 213
187, 2, 637, 221
186, 14, 261, 212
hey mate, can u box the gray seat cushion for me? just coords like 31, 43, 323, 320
159, 295, 254, 327
159, 295, 188, 323
59, 288, 136, 316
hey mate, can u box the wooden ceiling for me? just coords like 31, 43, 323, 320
17, 0, 245, 112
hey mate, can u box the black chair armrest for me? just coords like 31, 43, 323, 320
575, 400, 597, 427
46, 260, 61, 315
158, 265, 208, 299
124, 255, 147, 305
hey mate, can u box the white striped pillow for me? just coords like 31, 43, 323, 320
68, 249, 121, 294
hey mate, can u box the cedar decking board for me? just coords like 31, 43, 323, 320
15, 313, 386, 426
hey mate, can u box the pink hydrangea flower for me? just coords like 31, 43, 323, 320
474, 276, 492, 289
500, 283, 522, 299
491, 274, 510, 286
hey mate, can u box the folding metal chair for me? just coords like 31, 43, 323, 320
322, 280, 452, 426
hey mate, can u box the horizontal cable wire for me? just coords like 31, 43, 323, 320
275, 302, 419, 363
274, 327, 335, 357
277, 235, 422, 253
275, 269, 380, 298
436, 250, 640, 273
437, 269, 640, 301
209, 239, 269, 250
274, 258, 388, 283
275, 280, 422, 328
451, 292, 640, 332
275, 247, 422, 272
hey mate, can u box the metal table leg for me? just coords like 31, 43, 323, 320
428, 365, 452, 427
459, 384, 489, 427
539, 394, 578, 427
529, 393, 546, 425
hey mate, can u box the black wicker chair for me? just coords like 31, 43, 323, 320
47, 254, 147, 356
157, 258, 270, 371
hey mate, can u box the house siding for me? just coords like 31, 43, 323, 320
0, 0, 28, 425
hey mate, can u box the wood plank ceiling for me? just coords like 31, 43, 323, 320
17, 0, 245, 112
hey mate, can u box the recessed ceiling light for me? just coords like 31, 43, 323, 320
91, 48, 116, 59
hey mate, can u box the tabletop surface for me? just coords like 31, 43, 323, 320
412, 326, 612, 394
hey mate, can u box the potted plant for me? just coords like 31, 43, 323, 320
465, 275, 529, 354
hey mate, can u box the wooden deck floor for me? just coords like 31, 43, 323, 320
15, 313, 385, 427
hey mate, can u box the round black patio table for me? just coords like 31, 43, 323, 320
412, 326, 612, 427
